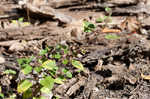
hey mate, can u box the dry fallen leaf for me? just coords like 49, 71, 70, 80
101, 27, 121, 33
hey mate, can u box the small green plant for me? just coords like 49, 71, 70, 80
83, 21, 96, 32
96, 7, 112, 24
11, 17, 30, 27
15, 44, 84, 98
71, 60, 84, 71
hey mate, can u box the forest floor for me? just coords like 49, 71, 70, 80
1, 0, 150, 99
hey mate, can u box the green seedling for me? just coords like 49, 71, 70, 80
21, 65, 32, 75
96, 7, 112, 25
54, 77, 64, 84
72, 60, 84, 71
62, 68, 72, 78
15, 44, 85, 98
41, 60, 57, 70
17, 80, 32, 93
11, 17, 30, 27
83, 21, 95, 32
40, 76, 54, 93
62, 59, 69, 65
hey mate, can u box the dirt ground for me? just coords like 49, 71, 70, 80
1, 0, 150, 99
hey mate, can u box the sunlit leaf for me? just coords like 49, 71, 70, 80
54, 52, 61, 59
21, 65, 32, 75
62, 59, 68, 65
3, 69, 16, 75
11, 20, 18, 24
96, 17, 104, 23
39, 76, 54, 90
72, 60, 84, 71
105, 7, 111, 13
18, 17, 24, 22
40, 87, 51, 94
39, 49, 48, 56
22, 22, 30, 27
17, 80, 32, 93
62, 68, 72, 78
54, 78, 64, 84
83, 21, 95, 33
34, 67, 43, 73
66, 71, 72, 78
23, 88, 32, 99
41, 60, 56, 70
0, 93, 4, 98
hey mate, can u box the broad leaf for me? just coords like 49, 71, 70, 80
3, 69, 16, 75
41, 60, 56, 70
18, 17, 24, 22
62, 59, 69, 65
39, 76, 54, 90
21, 65, 32, 75
17, 80, 32, 93
54, 78, 64, 84
34, 67, 43, 73
62, 68, 72, 78
54, 52, 61, 59
40, 87, 51, 94
39, 49, 48, 56
72, 60, 84, 71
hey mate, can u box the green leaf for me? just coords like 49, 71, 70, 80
21, 65, 32, 75
62, 68, 68, 73
41, 60, 56, 70
71, 60, 84, 71
63, 48, 68, 54
18, 17, 24, 22
96, 17, 104, 23
3, 69, 16, 75
17, 57, 33, 66
34, 66, 43, 73
83, 21, 95, 33
40, 87, 51, 94
56, 44, 61, 50
22, 22, 30, 27
105, 7, 111, 13
54, 52, 61, 59
11, 20, 18, 24
39, 49, 48, 56
39, 76, 54, 90
23, 89, 32, 99
105, 34, 120, 40
66, 71, 72, 78
54, 78, 64, 84
0, 93, 4, 98
62, 68, 72, 78
17, 80, 32, 93
62, 59, 68, 65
